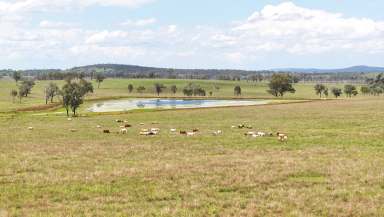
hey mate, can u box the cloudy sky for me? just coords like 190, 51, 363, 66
0, 0, 383, 70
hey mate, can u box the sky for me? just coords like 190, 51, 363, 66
0, 0, 383, 70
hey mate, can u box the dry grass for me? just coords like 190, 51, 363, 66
1, 98, 384, 216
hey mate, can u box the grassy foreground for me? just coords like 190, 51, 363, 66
1, 97, 384, 216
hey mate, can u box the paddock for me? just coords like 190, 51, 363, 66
1, 98, 384, 216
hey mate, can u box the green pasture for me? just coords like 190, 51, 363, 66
0, 78, 383, 216
0, 78, 360, 112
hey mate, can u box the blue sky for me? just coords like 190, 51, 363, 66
0, 0, 383, 70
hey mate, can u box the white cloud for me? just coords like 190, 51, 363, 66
39, 20, 78, 29
121, 18, 157, 27
0, 1, 383, 69
167, 25, 177, 33
225, 2, 384, 55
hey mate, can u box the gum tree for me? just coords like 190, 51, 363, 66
234, 85, 242, 96
61, 79, 93, 116
331, 88, 342, 98
314, 84, 327, 98
267, 74, 296, 97
95, 73, 106, 88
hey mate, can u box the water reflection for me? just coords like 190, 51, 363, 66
89, 98, 269, 113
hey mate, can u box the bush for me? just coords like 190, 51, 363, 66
360, 86, 371, 95
344, 85, 358, 97
170, 85, 177, 94
183, 83, 206, 96
137, 86, 146, 94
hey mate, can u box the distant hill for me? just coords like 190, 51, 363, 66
71, 64, 258, 74
271, 65, 384, 73
74, 64, 384, 75
1, 64, 382, 83
70, 64, 265, 79
3, 64, 383, 76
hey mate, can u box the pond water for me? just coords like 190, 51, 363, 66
88, 98, 269, 112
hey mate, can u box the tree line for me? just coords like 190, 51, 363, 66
266, 74, 363, 98
10, 72, 93, 116
3, 64, 377, 83
362, 74, 384, 96
125, 83, 243, 97
311, 74, 384, 98
313, 83, 357, 98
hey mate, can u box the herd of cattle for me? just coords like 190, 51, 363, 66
27, 118, 288, 142
102, 119, 288, 142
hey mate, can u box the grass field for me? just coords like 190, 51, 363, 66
0, 78, 357, 112
1, 78, 382, 216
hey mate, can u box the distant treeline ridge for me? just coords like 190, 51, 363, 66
0, 64, 378, 83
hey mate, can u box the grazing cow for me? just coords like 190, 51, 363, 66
116, 120, 124, 123
70, 129, 77, 132
67, 118, 72, 121
170, 129, 177, 133
213, 130, 222, 136
120, 128, 128, 134
180, 131, 187, 135
192, 128, 199, 132
28, 127, 34, 130
150, 128, 160, 135
279, 135, 288, 142
150, 131, 158, 135
257, 132, 266, 137
238, 124, 252, 129
125, 124, 132, 128
187, 132, 196, 136
140, 130, 157, 136
103, 130, 111, 134
277, 132, 288, 142
244, 132, 255, 136
139, 128, 159, 136
96, 125, 102, 128
244, 131, 263, 138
